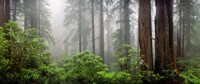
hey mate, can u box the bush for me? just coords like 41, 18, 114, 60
63, 51, 107, 83
96, 71, 133, 84
177, 56, 200, 83
0, 21, 51, 83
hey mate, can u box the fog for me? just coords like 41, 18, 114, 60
49, 0, 67, 60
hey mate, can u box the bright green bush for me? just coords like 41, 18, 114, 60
63, 51, 107, 83
96, 71, 133, 84
0, 21, 51, 83
180, 69, 200, 84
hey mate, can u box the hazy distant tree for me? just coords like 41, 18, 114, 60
138, 0, 153, 71
11, 0, 21, 21
78, 0, 82, 52
176, 0, 182, 58
155, 0, 176, 73
123, 0, 131, 71
91, 0, 95, 54
99, 0, 104, 62
123, 0, 130, 45
64, 0, 92, 54
23, 0, 53, 43
176, 0, 194, 57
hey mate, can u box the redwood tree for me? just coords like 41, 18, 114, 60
155, 0, 176, 73
138, 0, 153, 71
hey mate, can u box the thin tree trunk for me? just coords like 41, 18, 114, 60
79, 0, 82, 52
5, 0, 10, 23
91, 0, 95, 54
123, 0, 131, 71
12, 0, 17, 21
177, 0, 182, 58
99, 0, 104, 62
106, 1, 111, 69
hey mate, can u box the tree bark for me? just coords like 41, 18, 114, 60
5, 0, 10, 23
0, 0, 5, 26
155, 0, 176, 73
138, 0, 153, 71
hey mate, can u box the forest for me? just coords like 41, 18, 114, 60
0, 0, 200, 84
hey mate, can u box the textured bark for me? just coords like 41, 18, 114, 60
138, 0, 153, 71
166, 0, 176, 71
99, 0, 104, 62
0, 0, 4, 26
155, 0, 176, 73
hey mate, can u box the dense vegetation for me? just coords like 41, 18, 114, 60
1, 0, 200, 84
0, 22, 187, 83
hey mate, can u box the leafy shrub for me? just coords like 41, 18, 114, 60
0, 21, 51, 83
177, 56, 200, 83
63, 51, 107, 83
113, 44, 138, 72
180, 69, 200, 83
96, 71, 133, 84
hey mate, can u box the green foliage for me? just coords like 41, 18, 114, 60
180, 69, 200, 83
0, 21, 51, 83
96, 71, 133, 84
177, 56, 200, 83
113, 44, 138, 72
63, 51, 107, 83
63, 51, 139, 84
139, 70, 163, 83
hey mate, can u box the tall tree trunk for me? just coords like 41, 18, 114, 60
78, 0, 82, 52
124, 0, 130, 45
119, 0, 123, 50
138, 0, 153, 71
30, 0, 37, 28
106, 1, 111, 69
5, 0, 10, 23
123, 0, 131, 71
184, 0, 192, 55
0, 0, 5, 26
91, 0, 95, 54
166, 0, 176, 71
38, 0, 41, 36
24, 0, 29, 29
177, 0, 182, 58
99, 0, 104, 62
12, 0, 17, 21
155, 0, 176, 73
